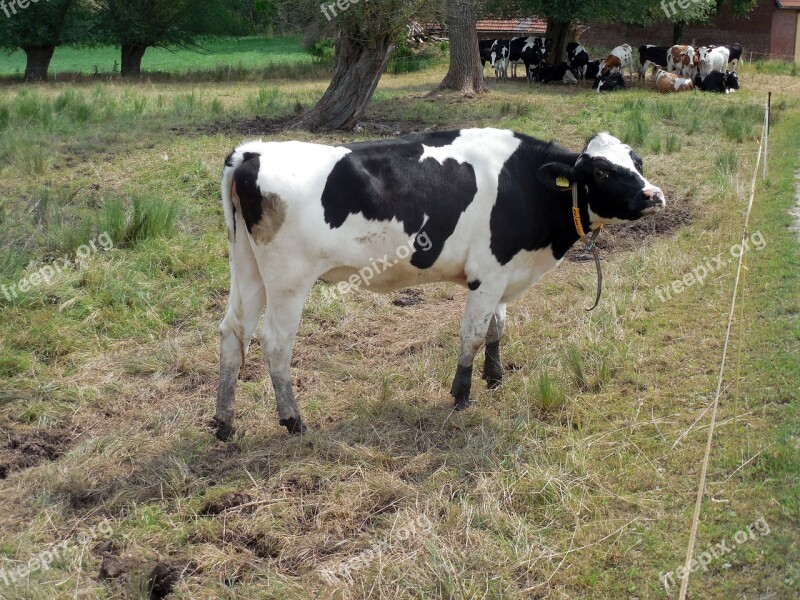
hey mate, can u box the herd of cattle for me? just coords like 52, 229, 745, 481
479, 37, 742, 94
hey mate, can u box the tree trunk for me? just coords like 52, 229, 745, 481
297, 34, 394, 131
23, 46, 56, 82
434, 0, 487, 95
121, 44, 148, 77
672, 21, 685, 45
545, 21, 572, 66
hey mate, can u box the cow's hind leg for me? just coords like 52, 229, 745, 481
451, 284, 505, 410
216, 240, 266, 441
260, 277, 316, 435
482, 302, 507, 389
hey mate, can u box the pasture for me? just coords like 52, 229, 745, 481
0, 57, 798, 599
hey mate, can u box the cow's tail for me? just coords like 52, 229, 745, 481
219, 142, 264, 375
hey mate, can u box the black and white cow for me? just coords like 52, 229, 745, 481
724, 43, 742, 73
584, 59, 602, 81
566, 42, 589, 79
536, 61, 579, 84
638, 45, 669, 80
214, 129, 665, 439
508, 36, 549, 81
479, 39, 496, 68
595, 72, 626, 92
696, 70, 740, 93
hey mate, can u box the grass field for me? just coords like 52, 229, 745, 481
0, 36, 316, 77
0, 61, 798, 599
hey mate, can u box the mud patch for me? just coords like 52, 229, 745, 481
393, 288, 423, 307
199, 490, 253, 515
250, 191, 287, 245
0, 425, 81, 479
147, 560, 200, 600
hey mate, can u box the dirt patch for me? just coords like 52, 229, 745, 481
567, 202, 692, 262
199, 490, 253, 515
0, 425, 81, 480
95, 541, 199, 600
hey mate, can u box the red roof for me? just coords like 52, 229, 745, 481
477, 18, 547, 34
777, 0, 800, 7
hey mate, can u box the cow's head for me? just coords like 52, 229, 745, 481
538, 133, 666, 223
724, 71, 740, 91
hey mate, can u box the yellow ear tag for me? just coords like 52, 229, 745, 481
556, 176, 570, 188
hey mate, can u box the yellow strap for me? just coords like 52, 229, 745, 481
572, 206, 586, 239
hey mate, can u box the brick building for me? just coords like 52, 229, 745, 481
579, 0, 800, 61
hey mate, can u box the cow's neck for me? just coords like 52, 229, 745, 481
547, 184, 595, 260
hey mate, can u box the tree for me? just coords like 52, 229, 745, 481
296, 0, 426, 131
96, 0, 235, 76
0, 0, 91, 81
434, 0, 486, 95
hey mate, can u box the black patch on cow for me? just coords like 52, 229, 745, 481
321, 132, 477, 269
224, 151, 235, 168
279, 416, 306, 435
629, 150, 644, 175
233, 153, 263, 233
467, 279, 481, 291
489, 135, 582, 264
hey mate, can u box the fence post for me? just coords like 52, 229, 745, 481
762, 92, 771, 181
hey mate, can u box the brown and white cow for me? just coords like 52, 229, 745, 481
666, 45, 697, 77
653, 68, 694, 93
598, 44, 635, 81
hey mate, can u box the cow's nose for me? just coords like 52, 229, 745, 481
643, 187, 666, 207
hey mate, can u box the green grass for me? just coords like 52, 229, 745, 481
0, 63, 797, 599
0, 35, 316, 77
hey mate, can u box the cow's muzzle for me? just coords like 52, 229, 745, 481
642, 186, 666, 213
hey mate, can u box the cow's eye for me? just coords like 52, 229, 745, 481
595, 169, 609, 181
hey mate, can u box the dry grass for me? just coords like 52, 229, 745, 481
0, 62, 798, 599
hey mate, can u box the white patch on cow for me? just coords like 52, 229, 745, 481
673, 77, 690, 90
500, 247, 561, 303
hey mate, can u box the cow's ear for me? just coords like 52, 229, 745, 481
537, 162, 576, 191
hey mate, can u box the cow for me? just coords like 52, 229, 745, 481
585, 59, 602, 81
491, 40, 510, 81
638, 45, 669, 80
724, 43, 742, 73
479, 39, 496, 68
697, 45, 730, 79
696, 70, 739, 93
508, 36, 550, 80
595, 72, 626, 92
667, 45, 697, 77
567, 42, 589, 79
653, 68, 694, 93
214, 129, 666, 439
598, 44, 635, 82
535, 62, 579, 84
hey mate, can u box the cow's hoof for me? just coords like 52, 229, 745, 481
484, 377, 503, 390
454, 399, 471, 411
213, 419, 234, 442
279, 416, 307, 435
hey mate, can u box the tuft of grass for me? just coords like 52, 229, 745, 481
621, 108, 649, 146
714, 149, 738, 186
665, 132, 681, 154
99, 197, 178, 249
535, 371, 567, 413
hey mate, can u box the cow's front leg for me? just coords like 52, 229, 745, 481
451, 284, 505, 410
482, 302, 506, 389
260, 279, 315, 435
